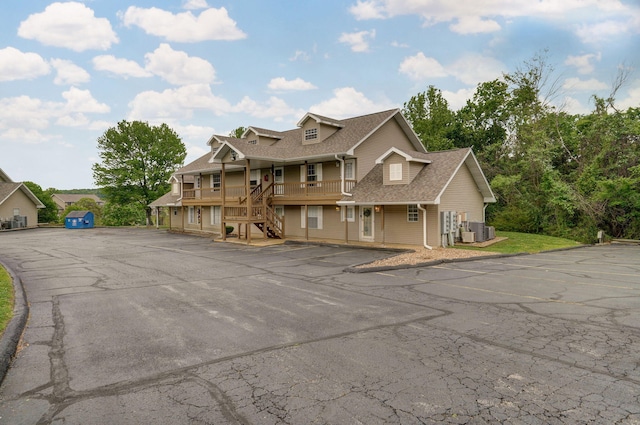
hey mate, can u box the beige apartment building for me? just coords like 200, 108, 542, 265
151, 109, 496, 248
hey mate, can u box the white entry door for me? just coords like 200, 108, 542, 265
360, 206, 374, 241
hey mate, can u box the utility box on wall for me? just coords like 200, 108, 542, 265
65, 211, 94, 229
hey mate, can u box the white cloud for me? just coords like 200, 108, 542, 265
0, 47, 50, 81
144, 44, 216, 85
398, 52, 447, 81
562, 77, 608, 91
289, 50, 311, 62
350, 0, 385, 20
399, 52, 503, 85
564, 53, 601, 74
339, 30, 376, 52
0, 89, 109, 142
617, 79, 640, 110
128, 84, 231, 121
449, 16, 501, 34
349, 0, 640, 43
309, 87, 395, 118
18, 2, 118, 52
0, 127, 53, 144
121, 6, 246, 42
50, 59, 90, 86
61, 87, 110, 114
448, 54, 504, 85
183, 0, 209, 10
556, 96, 592, 115
93, 55, 153, 79
442, 87, 476, 111
268, 77, 317, 91
234, 97, 303, 122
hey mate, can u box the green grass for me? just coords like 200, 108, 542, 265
0, 265, 13, 336
454, 231, 582, 254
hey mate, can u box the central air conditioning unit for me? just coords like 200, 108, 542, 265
461, 231, 475, 243
469, 221, 486, 243
485, 226, 496, 241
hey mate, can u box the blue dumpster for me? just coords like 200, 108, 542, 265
65, 211, 94, 229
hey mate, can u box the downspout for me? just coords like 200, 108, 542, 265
417, 204, 433, 250
335, 154, 352, 197
483, 203, 488, 222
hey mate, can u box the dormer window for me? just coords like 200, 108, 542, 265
389, 163, 403, 181
305, 128, 318, 140
248, 139, 257, 145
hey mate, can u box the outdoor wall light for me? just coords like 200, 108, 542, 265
374, 205, 381, 213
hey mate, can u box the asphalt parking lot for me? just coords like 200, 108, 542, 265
0, 227, 639, 424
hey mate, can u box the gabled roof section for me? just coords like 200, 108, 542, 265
0, 182, 45, 209
241, 126, 284, 140
0, 168, 13, 183
174, 152, 216, 175
296, 112, 345, 128
375, 147, 432, 164
149, 191, 182, 208
205, 109, 424, 163
340, 148, 495, 205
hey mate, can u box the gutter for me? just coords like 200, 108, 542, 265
416, 204, 433, 250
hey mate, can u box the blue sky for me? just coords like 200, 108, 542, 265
1, 0, 639, 189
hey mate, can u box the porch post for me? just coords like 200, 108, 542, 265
344, 206, 349, 244
380, 205, 385, 244
246, 158, 252, 244
181, 206, 184, 230
221, 162, 226, 241
304, 204, 308, 240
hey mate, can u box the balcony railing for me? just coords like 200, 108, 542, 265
273, 179, 356, 197
183, 180, 356, 200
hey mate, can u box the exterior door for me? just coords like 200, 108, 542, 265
274, 167, 284, 195
360, 206, 374, 241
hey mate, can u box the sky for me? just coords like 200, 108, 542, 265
1, 0, 639, 190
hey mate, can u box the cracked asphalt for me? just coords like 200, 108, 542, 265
0, 228, 639, 424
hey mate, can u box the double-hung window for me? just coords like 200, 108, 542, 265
341, 206, 355, 222
210, 206, 221, 225
390, 163, 403, 181
301, 206, 323, 229
407, 204, 419, 222
210, 173, 221, 189
305, 128, 318, 140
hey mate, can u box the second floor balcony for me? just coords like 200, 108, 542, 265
182, 179, 356, 202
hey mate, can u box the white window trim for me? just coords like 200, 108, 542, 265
210, 173, 221, 189
210, 205, 221, 225
407, 204, 419, 222
389, 163, 403, 181
188, 206, 195, 224
341, 206, 355, 222
344, 159, 355, 180
301, 206, 323, 229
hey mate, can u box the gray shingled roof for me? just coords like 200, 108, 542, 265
213, 109, 423, 162
341, 148, 495, 205
0, 182, 45, 208
149, 191, 182, 207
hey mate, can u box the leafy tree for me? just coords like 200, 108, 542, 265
23, 181, 58, 223
229, 127, 247, 138
101, 202, 146, 226
92, 121, 186, 225
403, 86, 456, 151
60, 197, 103, 225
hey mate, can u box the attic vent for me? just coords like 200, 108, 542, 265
248, 139, 257, 145
305, 128, 318, 140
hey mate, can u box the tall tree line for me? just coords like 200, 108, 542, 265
403, 53, 639, 242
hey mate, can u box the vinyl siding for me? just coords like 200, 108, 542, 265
380, 205, 422, 245
0, 189, 39, 227
439, 163, 484, 222
382, 153, 408, 185
353, 118, 417, 180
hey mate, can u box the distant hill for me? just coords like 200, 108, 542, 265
55, 188, 104, 198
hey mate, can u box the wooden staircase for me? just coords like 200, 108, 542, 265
240, 183, 284, 238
